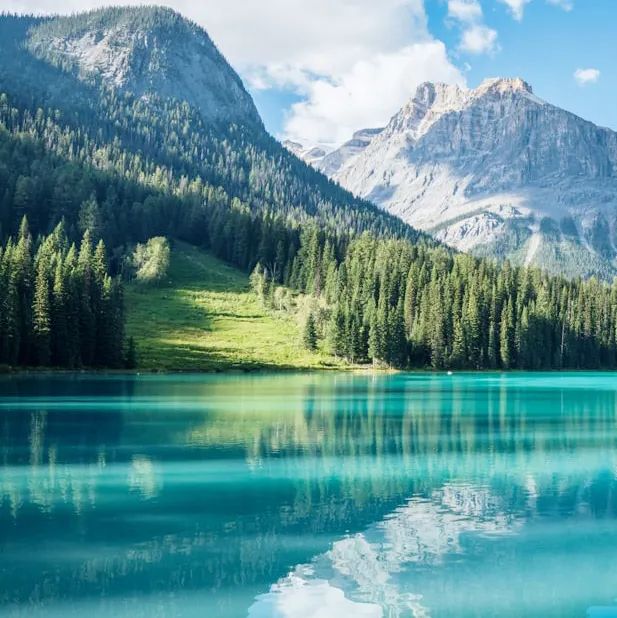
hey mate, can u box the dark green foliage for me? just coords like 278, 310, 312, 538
0, 9, 420, 253
0, 92, 420, 280
287, 233, 617, 370
302, 313, 318, 351
0, 219, 124, 368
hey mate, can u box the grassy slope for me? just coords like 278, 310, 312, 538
125, 242, 346, 371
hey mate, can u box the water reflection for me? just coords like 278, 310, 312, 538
1, 373, 617, 617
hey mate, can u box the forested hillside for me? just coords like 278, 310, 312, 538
0, 9, 414, 247
271, 228, 617, 370
0, 7, 616, 371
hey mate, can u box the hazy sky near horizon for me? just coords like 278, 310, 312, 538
4, 0, 615, 147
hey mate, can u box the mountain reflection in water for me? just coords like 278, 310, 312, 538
1, 372, 617, 617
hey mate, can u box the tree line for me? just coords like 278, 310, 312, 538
253, 228, 617, 370
0, 218, 125, 368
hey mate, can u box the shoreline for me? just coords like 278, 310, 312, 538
3, 366, 617, 376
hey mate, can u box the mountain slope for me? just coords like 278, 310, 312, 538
311, 78, 617, 279
2, 11, 617, 374
0, 7, 417, 246
25, 6, 261, 126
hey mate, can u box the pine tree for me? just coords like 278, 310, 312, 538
329, 305, 347, 358
487, 287, 499, 369
303, 312, 318, 351
450, 318, 466, 369
77, 230, 96, 366
32, 256, 51, 365
78, 194, 103, 240
63, 244, 81, 367
464, 286, 481, 368
51, 258, 68, 366
14, 217, 33, 365
388, 299, 407, 368
500, 300, 514, 369
368, 301, 387, 364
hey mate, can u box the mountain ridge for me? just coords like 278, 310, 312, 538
2, 9, 617, 373
296, 77, 617, 278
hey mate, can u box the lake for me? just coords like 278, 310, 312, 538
1, 372, 617, 617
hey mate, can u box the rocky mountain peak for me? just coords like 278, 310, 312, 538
396, 78, 544, 136
476, 77, 534, 96
307, 77, 617, 279
24, 6, 261, 126
411, 81, 467, 108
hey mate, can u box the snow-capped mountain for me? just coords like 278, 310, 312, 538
305, 78, 617, 278
24, 7, 261, 126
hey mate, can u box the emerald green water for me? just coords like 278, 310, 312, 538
1, 373, 617, 617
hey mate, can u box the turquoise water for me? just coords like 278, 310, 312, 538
1, 373, 617, 618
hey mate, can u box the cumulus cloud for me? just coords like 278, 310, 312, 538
459, 24, 499, 54
285, 41, 464, 147
2, 0, 423, 73
447, 0, 499, 55
498, 0, 532, 21
574, 68, 600, 86
447, 0, 483, 23
4, 0, 466, 146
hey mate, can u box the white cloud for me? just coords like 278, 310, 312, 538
447, 0, 483, 23
459, 24, 499, 54
498, 0, 532, 21
447, 0, 499, 55
3, 0, 466, 147
285, 41, 464, 147
574, 68, 600, 86
499, 0, 573, 20
2, 0, 425, 76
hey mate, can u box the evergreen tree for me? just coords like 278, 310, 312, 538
0, 225, 124, 368
303, 312, 318, 351
32, 256, 51, 365
500, 300, 514, 369
328, 305, 347, 358
51, 259, 68, 366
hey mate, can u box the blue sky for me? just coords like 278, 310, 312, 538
5, 0, 614, 146
249, 0, 615, 144
429, 1, 615, 130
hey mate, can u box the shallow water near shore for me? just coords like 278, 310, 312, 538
1, 372, 617, 617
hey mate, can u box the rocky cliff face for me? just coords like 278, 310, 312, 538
307, 78, 617, 278
24, 6, 261, 126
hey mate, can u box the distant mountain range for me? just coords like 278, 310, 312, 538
291, 78, 617, 279
2, 6, 617, 373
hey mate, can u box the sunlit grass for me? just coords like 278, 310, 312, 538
126, 241, 346, 371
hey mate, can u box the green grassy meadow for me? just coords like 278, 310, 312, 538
125, 242, 347, 371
